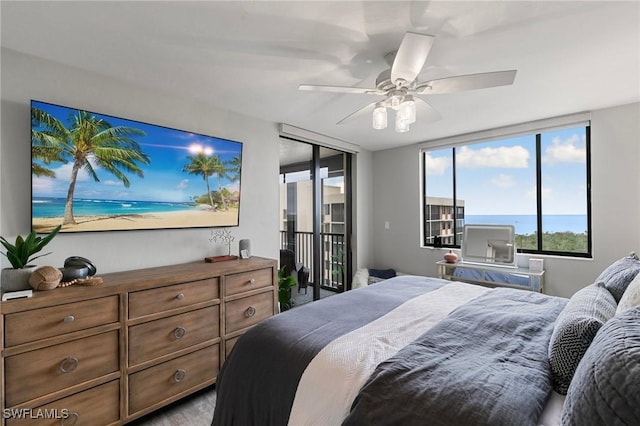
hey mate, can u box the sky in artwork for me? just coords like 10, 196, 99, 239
31, 101, 243, 203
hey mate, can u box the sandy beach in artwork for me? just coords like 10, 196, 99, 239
33, 208, 239, 233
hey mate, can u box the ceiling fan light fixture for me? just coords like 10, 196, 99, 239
390, 95, 402, 110
372, 103, 387, 130
398, 96, 416, 124
395, 114, 410, 133
299, 32, 517, 133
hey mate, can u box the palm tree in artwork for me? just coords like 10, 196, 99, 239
183, 153, 222, 210
226, 155, 242, 184
31, 108, 68, 178
31, 107, 150, 225
223, 155, 242, 208
214, 158, 237, 211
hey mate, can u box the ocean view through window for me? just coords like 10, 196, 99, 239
422, 121, 591, 257
465, 214, 587, 235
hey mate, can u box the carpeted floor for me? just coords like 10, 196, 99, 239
292, 286, 337, 307
129, 385, 216, 426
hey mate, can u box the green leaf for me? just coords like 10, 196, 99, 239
0, 237, 13, 252
0, 225, 61, 269
5, 252, 22, 269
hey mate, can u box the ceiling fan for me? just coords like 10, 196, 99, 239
299, 32, 517, 133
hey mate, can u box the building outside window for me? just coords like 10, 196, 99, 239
280, 166, 347, 290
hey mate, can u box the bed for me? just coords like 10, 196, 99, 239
212, 255, 640, 426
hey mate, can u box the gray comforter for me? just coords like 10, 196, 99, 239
212, 276, 566, 426
213, 276, 447, 425
344, 288, 567, 426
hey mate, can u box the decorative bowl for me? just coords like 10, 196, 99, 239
64, 256, 97, 276
59, 266, 89, 282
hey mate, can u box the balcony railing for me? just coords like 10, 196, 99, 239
280, 230, 345, 291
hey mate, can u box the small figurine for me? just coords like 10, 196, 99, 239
210, 228, 235, 256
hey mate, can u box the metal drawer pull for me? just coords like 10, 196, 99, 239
176, 293, 185, 300
173, 326, 187, 339
245, 306, 256, 318
59, 356, 79, 373
63, 315, 75, 323
60, 411, 79, 426
248, 278, 256, 285
173, 369, 186, 383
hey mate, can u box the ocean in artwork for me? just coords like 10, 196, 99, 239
32, 197, 195, 218
465, 214, 588, 235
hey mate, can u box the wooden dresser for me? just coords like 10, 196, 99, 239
0, 257, 277, 425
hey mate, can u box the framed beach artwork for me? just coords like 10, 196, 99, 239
31, 100, 242, 233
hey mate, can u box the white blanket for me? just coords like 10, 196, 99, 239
288, 281, 489, 425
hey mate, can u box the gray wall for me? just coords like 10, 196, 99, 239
0, 48, 375, 277
371, 102, 640, 298
1, 48, 281, 273
353, 149, 374, 270
3, 45, 637, 298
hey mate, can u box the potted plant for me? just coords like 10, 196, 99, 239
278, 267, 297, 312
1, 225, 62, 292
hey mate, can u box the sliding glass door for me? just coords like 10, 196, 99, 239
279, 138, 352, 303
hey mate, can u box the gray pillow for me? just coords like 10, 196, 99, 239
562, 307, 640, 425
548, 282, 617, 394
617, 272, 640, 314
596, 252, 640, 302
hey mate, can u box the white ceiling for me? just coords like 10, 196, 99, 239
2, 1, 639, 152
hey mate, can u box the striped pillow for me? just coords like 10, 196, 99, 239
548, 282, 617, 394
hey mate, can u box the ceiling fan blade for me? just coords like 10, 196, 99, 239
336, 102, 378, 125
390, 32, 435, 85
415, 70, 517, 94
298, 84, 384, 95
414, 97, 442, 123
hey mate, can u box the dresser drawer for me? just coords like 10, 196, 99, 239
5, 380, 120, 425
129, 305, 219, 366
225, 336, 240, 358
129, 278, 219, 319
4, 296, 119, 347
5, 331, 119, 407
224, 268, 273, 296
225, 291, 274, 334
129, 344, 219, 414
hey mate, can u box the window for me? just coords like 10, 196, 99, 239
422, 124, 591, 257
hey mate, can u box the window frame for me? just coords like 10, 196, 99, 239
421, 123, 592, 258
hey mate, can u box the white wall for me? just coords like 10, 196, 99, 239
0, 48, 281, 273
371, 102, 640, 298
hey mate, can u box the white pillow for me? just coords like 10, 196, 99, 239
616, 272, 640, 314
352, 268, 369, 289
